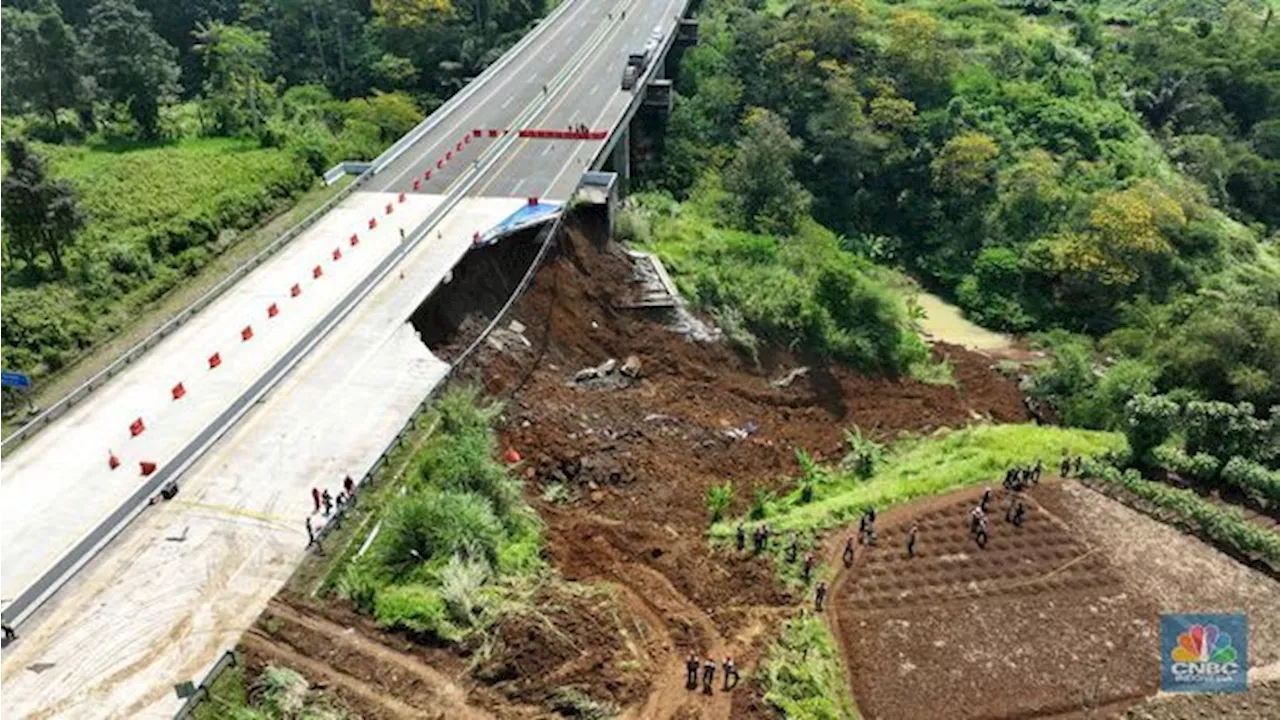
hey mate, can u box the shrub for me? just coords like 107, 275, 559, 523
706, 480, 735, 521
841, 427, 883, 480
374, 584, 462, 641
376, 490, 505, 579
1220, 456, 1280, 509
761, 616, 855, 719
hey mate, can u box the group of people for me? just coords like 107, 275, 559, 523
305, 475, 358, 547
686, 654, 739, 694
567, 123, 591, 135
1003, 459, 1043, 492
734, 521, 831, 613
971, 474, 1032, 548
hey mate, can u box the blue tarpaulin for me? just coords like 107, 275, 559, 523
2, 371, 32, 388
478, 202, 563, 246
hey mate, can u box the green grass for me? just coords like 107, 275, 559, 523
760, 615, 859, 720
715, 423, 1126, 538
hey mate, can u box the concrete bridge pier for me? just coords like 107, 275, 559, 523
610, 125, 631, 196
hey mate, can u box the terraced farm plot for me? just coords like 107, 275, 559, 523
831, 483, 1161, 720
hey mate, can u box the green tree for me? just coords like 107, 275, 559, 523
193, 21, 276, 136
724, 107, 812, 234
83, 0, 182, 138
0, 0, 84, 123
1124, 394, 1181, 468
1, 140, 84, 274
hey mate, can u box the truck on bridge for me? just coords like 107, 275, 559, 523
622, 29, 663, 91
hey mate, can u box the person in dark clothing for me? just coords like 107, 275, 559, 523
842, 536, 855, 567
980, 487, 992, 512
686, 653, 699, 689
703, 658, 716, 694
736, 524, 746, 552
1073, 455, 1083, 475
975, 517, 989, 548
802, 553, 815, 584
322, 489, 333, 515
1011, 500, 1027, 528
723, 657, 739, 690
306, 516, 316, 547
344, 475, 356, 497
1060, 455, 1071, 478
907, 522, 919, 558
1033, 459, 1043, 483
2, 623, 15, 642
311, 487, 322, 513
815, 581, 828, 612
752, 525, 766, 554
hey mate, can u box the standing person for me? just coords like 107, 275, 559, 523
723, 656, 739, 690
1073, 455, 1083, 476
975, 516, 989, 548
1011, 500, 1027, 528
322, 489, 333, 516
312, 487, 321, 513
815, 581, 828, 612
702, 657, 716, 694
906, 522, 919, 558
802, 553, 815, 584
686, 653, 699, 690
344, 475, 355, 497
2, 622, 16, 642
980, 487, 992, 512
752, 525, 766, 554
1060, 455, 1071, 478
842, 536, 855, 568
306, 516, 315, 547
1033, 459, 1043, 483
736, 523, 746, 552
970, 505, 986, 535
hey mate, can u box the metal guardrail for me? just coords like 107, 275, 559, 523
172, 649, 237, 720
0, 0, 589, 453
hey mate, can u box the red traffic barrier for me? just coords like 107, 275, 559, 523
398, 192, 405, 203
139, 460, 157, 476
290, 283, 301, 297
130, 417, 146, 437
209, 352, 222, 369
456, 141, 463, 152
242, 325, 254, 342
332, 248, 342, 261
488, 129, 499, 138
463, 134, 471, 145
172, 382, 186, 401
313, 265, 323, 279
425, 169, 433, 180
350, 233, 359, 247
413, 178, 421, 191
108, 450, 121, 470
436, 159, 444, 169
385, 202, 394, 215
503, 448, 522, 463
473, 128, 482, 137
446, 151, 453, 161
368, 217, 377, 230
528, 196, 539, 206
268, 302, 279, 318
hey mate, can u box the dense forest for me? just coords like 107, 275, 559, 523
0, 0, 548, 386
632, 0, 1279, 431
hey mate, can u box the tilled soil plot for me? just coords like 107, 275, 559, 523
446, 224, 1030, 718
830, 482, 1160, 720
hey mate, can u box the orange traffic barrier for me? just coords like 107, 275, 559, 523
488, 129, 499, 138
456, 141, 463, 152
463, 134, 471, 145
108, 450, 121, 470
130, 417, 145, 437
385, 202, 393, 214
290, 283, 301, 297
209, 352, 222, 369
172, 382, 186, 400
425, 169, 433, 179
503, 448, 522, 463
242, 325, 254, 342
268, 302, 279, 318
313, 265, 323, 279
139, 461, 157, 476
350, 233, 359, 247
369, 217, 377, 230
446, 151, 453, 161
436, 159, 443, 169
528, 196, 538, 205
413, 178, 421, 191
473, 128, 482, 137
333, 248, 342, 261
398, 192, 405, 203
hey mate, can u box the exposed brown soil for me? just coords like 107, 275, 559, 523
829, 480, 1160, 720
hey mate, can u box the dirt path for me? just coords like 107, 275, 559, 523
264, 601, 494, 720
242, 632, 434, 720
